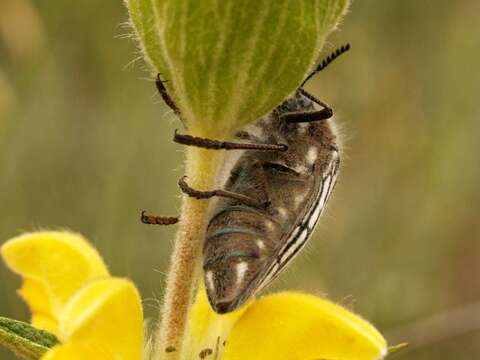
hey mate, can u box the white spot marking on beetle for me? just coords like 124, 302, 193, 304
245, 124, 263, 139
332, 149, 340, 161
265, 220, 275, 231
318, 176, 331, 210
277, 207, 288, 219
301, 228, 309, 241
289, 226, 300, 241
280, 228, 309, 264
294, 193, 306, 207
256, 240, 266, 250
306, 146, 318, 165
298, 122, 309, 135
281, 225, 303, 255
294, 164, 308, 174
308, 203, 322, 229
236, 262, 249, 285
205, 271, 215, 292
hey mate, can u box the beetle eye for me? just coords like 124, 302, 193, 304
263, 162, 300, 176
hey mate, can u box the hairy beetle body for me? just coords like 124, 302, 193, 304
204, 90, 340, 313
144, 45, 351, 315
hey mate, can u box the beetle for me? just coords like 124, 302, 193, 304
143, 44, 350, 313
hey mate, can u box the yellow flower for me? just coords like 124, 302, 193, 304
187, 286, 387, 360
1, 232, 143, 359
1, 231, 388, 360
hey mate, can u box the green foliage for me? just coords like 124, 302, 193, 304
125, 0, 349, 137
0, 317, 58, 360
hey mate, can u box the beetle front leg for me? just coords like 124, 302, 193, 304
174, 131, 287, 151
281, 89, 333, 124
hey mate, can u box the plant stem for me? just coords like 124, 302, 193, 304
154, 146, 224, 360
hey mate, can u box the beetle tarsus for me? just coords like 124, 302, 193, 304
141, 210, 179, 225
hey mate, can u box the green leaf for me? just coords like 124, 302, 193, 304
0, 317, 59, 360
125, 0, 350, 137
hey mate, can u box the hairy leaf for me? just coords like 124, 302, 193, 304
0, 317, 59, 360
125, 0, 349, 137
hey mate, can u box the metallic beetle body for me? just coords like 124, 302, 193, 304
204, 89, 340, 313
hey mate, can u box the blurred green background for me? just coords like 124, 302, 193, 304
1, 0, 479, 359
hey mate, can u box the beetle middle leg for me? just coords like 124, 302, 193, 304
178, 176, 269, 209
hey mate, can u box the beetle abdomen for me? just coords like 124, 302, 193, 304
203, 205, 282, 313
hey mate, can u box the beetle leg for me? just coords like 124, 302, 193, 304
141, 210, 179, 225
281, 89, 333, 124
174, 130, 287, 151
155, 74, 182, 116
281, 108, 333, 124
178, 176, 269, 209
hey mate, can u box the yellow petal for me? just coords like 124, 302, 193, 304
29, 314, 58, 335
1, 231, 109, 333
19, 279, 58, 332
41, 344, 99, 360
49, 278, 144, 359
222, 292, 387, 360
185, 284, 249, 359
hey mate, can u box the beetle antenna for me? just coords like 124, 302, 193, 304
301, 43, 351, 87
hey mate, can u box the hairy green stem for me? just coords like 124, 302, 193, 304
154, 147, 225, 360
